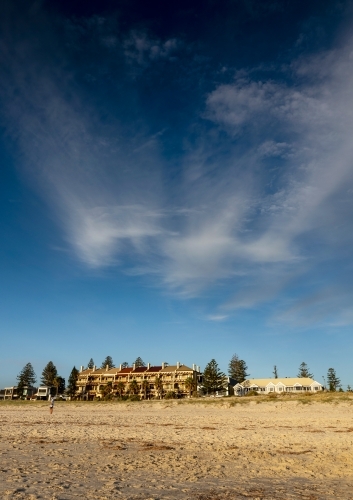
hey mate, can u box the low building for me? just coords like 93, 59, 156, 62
76, 362, 200, 400
234, 377, 323, 395
35, 386, 55, 400
4, 387, 18, 400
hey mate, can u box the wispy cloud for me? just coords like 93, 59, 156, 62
1, 4, 353, 327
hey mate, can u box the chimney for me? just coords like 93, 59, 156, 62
119, 364, 122, 370
147, 362, 150, 369
162, 362, 165, 369
192, 364, 195, 371
80, 366, 83, 372
93, 365, 96, 371
197, 366, 200, 373
133, 363, 136, 370
106, 364, 109, 371
177, 361, 180, 369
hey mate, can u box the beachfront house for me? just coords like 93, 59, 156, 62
234, 377, 323, 395
75, 362, 201, 400
35, 386, 55, 400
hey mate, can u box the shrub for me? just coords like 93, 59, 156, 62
245, 390, 258, 397
165, 391, 176, 399
268, 392, 278, 399
129, 395, 140, 402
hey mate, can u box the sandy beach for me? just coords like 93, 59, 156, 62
1, 396, 353, 499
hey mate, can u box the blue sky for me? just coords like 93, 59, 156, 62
1, 0, 353, 388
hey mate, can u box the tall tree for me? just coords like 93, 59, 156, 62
87, 358, 94, 369
228, 354, 249, 383
121, 361, 129, 369
327, 368, 341, 391
184, 376, 196, 398
115, 381, 125, 397
101, 356, 115, 369
128, 379, 139, 395
273, 365, 278, 378
53, 376, 65, 395
154, 376, 163, 399
41, 361, 58, 386
203, 359, 226, 394
141, 379, 149, 399
133, 357, 145, 367
297, 362, 314, 379
17, 363, 37, 397
67, 366, 79, 398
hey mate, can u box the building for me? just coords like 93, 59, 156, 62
3, 387, 18, 400
75, 362, 201, 400
234, 377, 323, 395
35, 386, 55, 400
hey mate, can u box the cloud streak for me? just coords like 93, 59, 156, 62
1, 4, 353, 326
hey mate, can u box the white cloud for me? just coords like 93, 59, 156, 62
2, 11, 353, 327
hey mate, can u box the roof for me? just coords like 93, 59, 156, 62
145, 366, 162, 372
132, 367, 147, 373
117, 368, 133, 374
241, 378, 321, 387
159, 364, 194, 372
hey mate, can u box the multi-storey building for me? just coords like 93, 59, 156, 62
76, 362, 201, 400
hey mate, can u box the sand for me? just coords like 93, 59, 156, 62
1, 396, 353, 499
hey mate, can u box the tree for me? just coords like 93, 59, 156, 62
41, 361, 58, 386
133, 357, 145, 367
154, 376, 163, 399
202, 359, 226, 395
17, 363, 37, 398
87, 358, 94, 369
67, 366, 79, 398
100, 381, 113, 398
101, 356, 114, 369
128, 379, 139, 395
115, 381, 125, 398
121, 362, 129, 369
297, 362, 313, 379
184, 376, 196, 398
327, 368, 341, 391
141, 380, 149, 399
53, 376, 65, 396
273, 365, 278, 378
228, 354, 249, 383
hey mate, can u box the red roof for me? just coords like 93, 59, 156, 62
117, 368, 133, 374
133, 367, 147, 373
146, 366, 162, 372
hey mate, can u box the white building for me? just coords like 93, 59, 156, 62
234, 377, 323, 395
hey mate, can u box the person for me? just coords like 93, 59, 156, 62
49, 396, 55, 414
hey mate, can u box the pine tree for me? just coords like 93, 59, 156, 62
297, 362, 313, 379
273, 365, 278, 378
228, 354, 249, 383
87, 358, 94, 369
67, 367, 79, 398
101, 356, 114, 369
53, 376, 65, 395
202, 359, 226, 394
327, 368, 341, 391
41, 361, 58, 386
121, 361, 129, 369
133, 357, 145, 367
17, 363, 37, 397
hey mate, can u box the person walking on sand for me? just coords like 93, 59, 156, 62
49, 396, 55, 414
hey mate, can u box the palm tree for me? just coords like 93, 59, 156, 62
154, 376, 163, 399
100, 381, 113, 398
128, 379, 139, 395
115, 381, 125, 398
184, 376, 195, 398
141, 379, 149, 399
